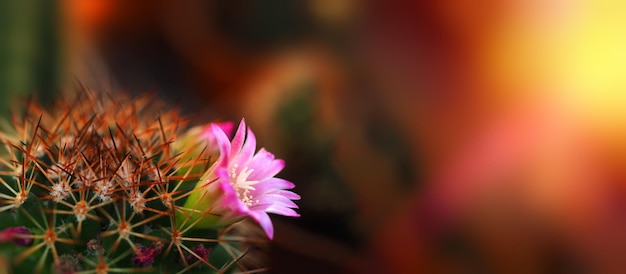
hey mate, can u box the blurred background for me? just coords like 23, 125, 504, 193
2, 0, 626, 273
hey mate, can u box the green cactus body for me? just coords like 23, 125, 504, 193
0, 91, 268, 273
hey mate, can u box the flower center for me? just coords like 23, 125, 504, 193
229, 164, 259, 206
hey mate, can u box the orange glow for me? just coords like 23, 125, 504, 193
64, 0, 114, 32
483, 0, 626, 138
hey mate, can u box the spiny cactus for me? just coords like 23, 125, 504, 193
0, 90, 300, 273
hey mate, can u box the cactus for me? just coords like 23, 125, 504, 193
0, 90, 300, 273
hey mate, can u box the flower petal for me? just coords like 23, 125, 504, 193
232, 128, 256, 169
255, 194, 299, 209
266, 189, 301, 200
249, 211, 274, 239
265, 205, 300, 217
230, 119, 247, 156
249, 152, 285, 179
211, 124, 232, 161
252, 178, 295, 194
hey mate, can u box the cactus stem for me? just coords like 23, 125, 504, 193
100, 203, 167, 254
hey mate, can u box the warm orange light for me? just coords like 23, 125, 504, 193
64, 0, 114, 32
483, 0, 626, 140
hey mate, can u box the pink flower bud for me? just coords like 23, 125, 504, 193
132, 242, 163, 267
0, 226, 33, 247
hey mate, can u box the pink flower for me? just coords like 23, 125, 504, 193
212, 119, 300, 238
183, 119, 300, 239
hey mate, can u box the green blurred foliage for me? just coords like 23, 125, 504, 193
0, 0, 61, 118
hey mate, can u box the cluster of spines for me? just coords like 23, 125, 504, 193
0, 91, 268, 273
